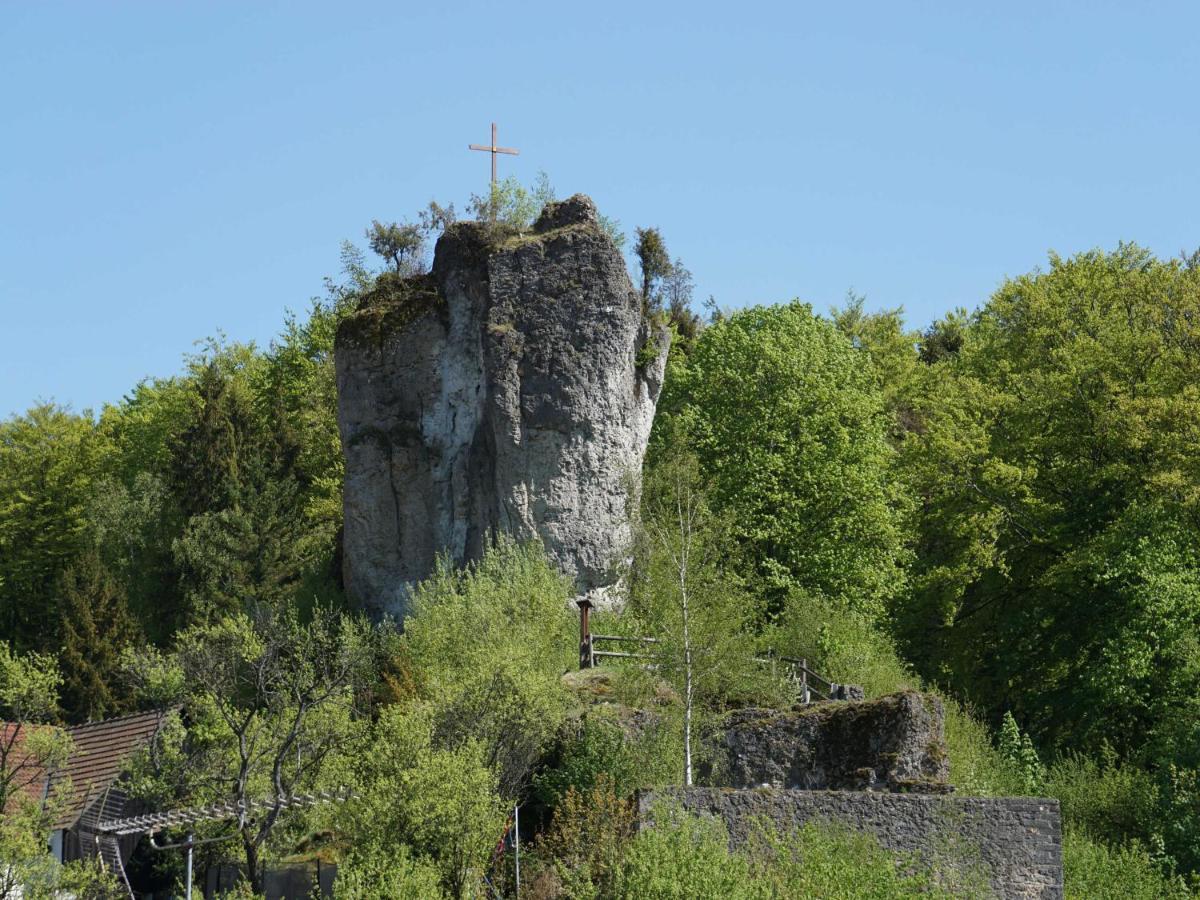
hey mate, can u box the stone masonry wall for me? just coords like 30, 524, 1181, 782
638, 788, 1063, 900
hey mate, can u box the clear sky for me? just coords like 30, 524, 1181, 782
2, 1, 1198, 419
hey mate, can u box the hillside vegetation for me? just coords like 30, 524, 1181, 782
2, 191, 1198, 897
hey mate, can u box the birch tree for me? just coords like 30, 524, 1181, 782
634, 456, 763, 786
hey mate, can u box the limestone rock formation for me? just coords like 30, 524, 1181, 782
336, 195, 670, 621
713, 691, 951, 792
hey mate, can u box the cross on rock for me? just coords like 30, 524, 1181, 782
469, 122, 519, 185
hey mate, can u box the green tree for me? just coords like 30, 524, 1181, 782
164, 342, 333, 625
398, 539, 576, 798
335, 704, 506, 900
123, 606, 374, 894
89, 471, 181, 642
634, 227, 671, 310
662, 256, 700, 341
655, 300, 910, 615
0, 405, 109, 653
56, 549, 140, 722
366, 219, 425, 275
633, 455, 766, 785
0, 643, 119, 900
895, 246, 1200, 759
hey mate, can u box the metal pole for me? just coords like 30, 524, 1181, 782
514, 803, 520, 898
185, 832, 194, 900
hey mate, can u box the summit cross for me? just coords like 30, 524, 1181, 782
469, 122, 519, 185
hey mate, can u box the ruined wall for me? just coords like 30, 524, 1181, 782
639, 788, 1063, 900
713, 691, 950, 791
336, 195, 669, 620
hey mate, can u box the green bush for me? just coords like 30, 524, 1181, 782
336, 704, 507, 900
333, 845, 445, 899
613, 811, 761, 900
1063, 831, 1191, 900
535, 774, 636, 900
534, 714, 677, 808
612, 809, 987, 899
747, 821, 986, 899
1047, 752, 1160, 847
399, 538, 576, 797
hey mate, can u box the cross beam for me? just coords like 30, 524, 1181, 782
469, 122, 519, 184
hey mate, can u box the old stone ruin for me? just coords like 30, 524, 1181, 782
336, 194, 669, 621
639, 691, 1064, 900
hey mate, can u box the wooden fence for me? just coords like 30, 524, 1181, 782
575, 599, 854, 704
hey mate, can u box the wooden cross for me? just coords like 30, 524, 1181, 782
469, 122, 519, 185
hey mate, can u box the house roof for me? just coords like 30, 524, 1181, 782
0, 721, 54, 815
47, 710, 164, 830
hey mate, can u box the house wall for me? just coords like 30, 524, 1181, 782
49, 829, 63, 863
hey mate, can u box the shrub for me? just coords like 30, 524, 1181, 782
333, 845, 444, 899
536, 774, 636, 900
612, 809, 761, 900
1046, 751, 1160, 847
747, 821, 986, 899
1063, 831, 1191, 900
399, 538, 576, 797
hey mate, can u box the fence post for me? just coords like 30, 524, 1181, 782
576, 599, 593, 669
800, 658, 810, 705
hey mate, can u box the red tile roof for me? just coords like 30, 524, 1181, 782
0, 722, 53, 815
48, 710, 164, 830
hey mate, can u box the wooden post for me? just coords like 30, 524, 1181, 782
800, 658, 810, 705
576, 599, 593, 669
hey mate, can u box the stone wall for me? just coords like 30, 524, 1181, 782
712, 691, 950, 791
638, 788, 1062, 900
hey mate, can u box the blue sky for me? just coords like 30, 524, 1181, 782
2, 1, 1198, 419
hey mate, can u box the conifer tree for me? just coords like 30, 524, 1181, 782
57, 549, 140, 722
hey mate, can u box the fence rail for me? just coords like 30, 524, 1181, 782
574, 599, 855, 704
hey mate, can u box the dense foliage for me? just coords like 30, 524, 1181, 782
2, 199, 1199, 896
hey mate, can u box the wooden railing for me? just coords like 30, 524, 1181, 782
754, 652, 837, 703
575, 599, 855, 704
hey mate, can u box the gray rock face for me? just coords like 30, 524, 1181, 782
713, 691, 951, 792
336, 195, 670, 621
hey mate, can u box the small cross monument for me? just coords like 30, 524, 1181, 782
469, 122, 519, 185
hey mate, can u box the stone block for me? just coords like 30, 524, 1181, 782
712, 690, 950, 791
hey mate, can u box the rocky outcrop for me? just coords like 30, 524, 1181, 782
336, 195, 670, 621
711, 691, 950, 792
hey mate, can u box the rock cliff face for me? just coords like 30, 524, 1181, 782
713, 691, 951, 792
335, 195, 670, 621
